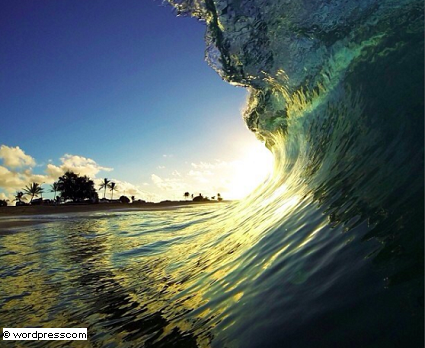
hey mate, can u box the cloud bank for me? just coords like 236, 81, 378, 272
0, 144, 160, 204
0, 145, 36, 168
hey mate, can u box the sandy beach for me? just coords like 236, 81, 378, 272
0, 201, 224, 232
0, 202, 191, 217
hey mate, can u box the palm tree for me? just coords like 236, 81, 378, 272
184, 192, 190, 200
217, 193, 222, 201
108, 182, 117, 200
99, 178, 111, 199
50, 182, 59, 200
15, 191, 24, 204
23, 182, 43, 203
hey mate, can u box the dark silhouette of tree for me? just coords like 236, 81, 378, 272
99, 178, 111, 199
57, 171, 97, 202
193, 193, 204, 202
217, 193, 223, 201
50, 182, 59, 200
15, 191, 24, 203
119, 196, 130, 204
184, 192, 190, 200
131, 196, 135, 203
0, 199, 7, 207
108, 182, 117, 200
23, 182, 43, 203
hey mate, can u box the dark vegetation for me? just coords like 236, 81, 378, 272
3, 172, 224, 207
57, 171, 98, 203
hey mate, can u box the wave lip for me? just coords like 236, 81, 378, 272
166, 0, 424, 346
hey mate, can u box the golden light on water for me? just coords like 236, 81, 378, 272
0, 134, 303, 348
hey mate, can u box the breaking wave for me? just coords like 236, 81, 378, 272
0, 0, 423, 346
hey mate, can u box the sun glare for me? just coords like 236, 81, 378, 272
227, 142, 274, 199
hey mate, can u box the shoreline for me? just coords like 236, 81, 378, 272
0, 200, 228, 217
0, 201, 229, 232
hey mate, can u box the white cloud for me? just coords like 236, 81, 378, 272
171, 170, 181, 177
151, 174, 185, 191
45, 163, 64, 179
45, 154, 112, 180
151, 174, 166, 189
93, 178, 150, 200
0, 145, 36, 168
151, 174, 162, 183
157, 165, 166, 169
0, 146, 113, 197
188, 170, 213, 177
0, 145, 167, 203
60, 154, 112, 177
0, 191, 18, 205
191, 160, 228, 170
0, 165, 52, 193
0, 191, 12, 201
0, 166, 27, 190
188, 169, 213, 183
191, 162, 214, 169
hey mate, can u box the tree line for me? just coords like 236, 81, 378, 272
0, 171, 224, 207
184, 192, 222, 201
10, 171, 119, 205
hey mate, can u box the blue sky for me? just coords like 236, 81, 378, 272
0, 0, 272, 202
